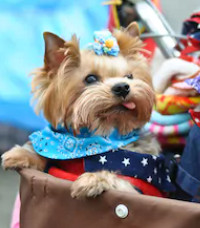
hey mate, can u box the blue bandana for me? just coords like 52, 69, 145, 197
29, 126, 140, 160
87, 30, 120, 56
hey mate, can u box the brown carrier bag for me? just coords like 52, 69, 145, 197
19, 169, 200, 228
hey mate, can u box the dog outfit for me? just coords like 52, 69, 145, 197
30, 125, 175, 197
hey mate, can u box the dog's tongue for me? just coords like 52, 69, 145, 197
122, 102, 136, 110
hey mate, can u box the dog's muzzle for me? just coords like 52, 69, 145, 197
112, 83, 130, 99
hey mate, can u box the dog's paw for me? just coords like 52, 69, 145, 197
1, 145, 46, 170
71, 172, 111, 199
71, 171, 136, 199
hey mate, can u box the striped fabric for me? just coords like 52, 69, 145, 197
145, 119, 194, 136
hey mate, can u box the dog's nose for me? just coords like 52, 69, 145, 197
112, 83, 130, 98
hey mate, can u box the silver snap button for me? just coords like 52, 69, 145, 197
115, 204, 129, 218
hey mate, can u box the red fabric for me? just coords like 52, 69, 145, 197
107, 5, 115, 31
180, 54, 200, 65
48, 159, 164, 198
143, 38, 157, 61
58, 159, 84, 176
118, 175, 164, 197
189, 109, 200, 128
49, 167, 79, 182
179, 37, 200, 65
185, 11, 200, 24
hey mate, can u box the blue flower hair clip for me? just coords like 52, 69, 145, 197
88, 30, 120, 57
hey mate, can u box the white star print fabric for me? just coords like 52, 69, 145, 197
84, 149, 175, 192
99, 156, 107, 165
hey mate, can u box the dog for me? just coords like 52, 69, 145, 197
2, 22, 162, 198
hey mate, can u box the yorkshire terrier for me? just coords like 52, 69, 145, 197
2, 22, 161, 198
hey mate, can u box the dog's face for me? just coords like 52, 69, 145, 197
32, 22, 155, 135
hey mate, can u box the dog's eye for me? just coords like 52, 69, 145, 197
85, 74, 99, 84
125, 74, 133, 79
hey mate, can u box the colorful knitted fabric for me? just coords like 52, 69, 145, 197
155, 94, 200, 115
150, 111, 191, 126
145, 119, 194, 137
158, 135, 187, 147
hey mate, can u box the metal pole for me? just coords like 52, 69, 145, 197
129, 0, 181, 58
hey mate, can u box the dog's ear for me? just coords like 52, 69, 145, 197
113, 22, 143, 59
62, 34, 80, 70
43, 32, 66, 71
43, 32, 80, 72
125, 22, 140, 37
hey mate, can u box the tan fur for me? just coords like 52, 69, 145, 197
123, 134, 161, 155
71, 171, 137, 199
31, 48, 155, 135
2, 22, 159, 198
30, 23, 154, 134
2, 144, 46, 171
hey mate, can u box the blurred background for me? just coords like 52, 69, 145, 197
0, 0, 199, 227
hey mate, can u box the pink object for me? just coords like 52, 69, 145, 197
10, 194, 20, 228
122, 102, 136, 110
172, 81, 193, 90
